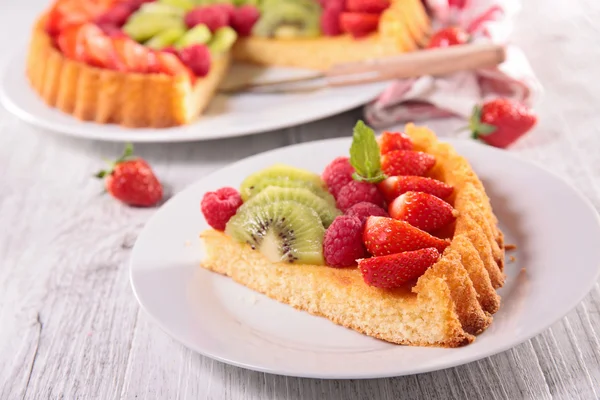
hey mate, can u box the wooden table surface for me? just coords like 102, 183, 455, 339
2, 1, 600, 399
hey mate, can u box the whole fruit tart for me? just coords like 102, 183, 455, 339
26, 0, 429, 127
199, 121, 505, 348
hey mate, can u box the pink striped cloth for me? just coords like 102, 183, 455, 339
364, 0, 543, 128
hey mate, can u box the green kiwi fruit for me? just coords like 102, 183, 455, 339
240, 186, 340, 227
225, 201, 325, 265
124, 13, 185, 43
145, 26, 187, 49
208, 26, 238, 53
160, 0, 196, 11
242, 177, 337, 207
240, 164, 325, 197
252, 0, 321, 38
175, 24, 212, 48
138, 3, 187, 16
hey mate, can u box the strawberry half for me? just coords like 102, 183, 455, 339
339, 12, 380, 38
363, 216, 450, 256
358, 248, 440, 289
388, 191, 456, 233
57, 24, 87, 62
346, 0, 390, 14
377, 176, 453, 203
378, 131, 413, 154
381, 150, 436, 177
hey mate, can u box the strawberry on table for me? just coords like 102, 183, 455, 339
378, 131, 413, 154
346, 0, 390, 14
358, 248, 440, 288
427, 26, 469, 49
96, 144, 163, 207
388, 191, 456, 233
339, 12, 380, 38
363, 216, 449, 256
381, 150, 436, 177
470, 98, 537, 148
377, 176, 453, 203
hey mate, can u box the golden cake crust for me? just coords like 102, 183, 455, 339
26, 16, 230, 128
199, 124, 505, 347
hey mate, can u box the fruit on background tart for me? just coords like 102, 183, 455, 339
199, 121, 506, 348
26, 0, 429, 128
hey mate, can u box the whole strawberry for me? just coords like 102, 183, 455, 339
95, 144, 163, 207
470, 98, 537, 148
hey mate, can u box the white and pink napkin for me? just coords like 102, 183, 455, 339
364, 0, 543, 128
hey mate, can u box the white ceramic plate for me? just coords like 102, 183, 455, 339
0, 49, 388, 143
129, 137, 600, 379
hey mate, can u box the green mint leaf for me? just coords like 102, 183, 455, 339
349, 120, 386, 183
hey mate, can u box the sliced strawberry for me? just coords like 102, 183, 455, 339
378, 131, 413, 154
321, 6, 343, 36
112, 37, 154, 73
57, 24, 87, 62
46, 0, 113, 37
377, 176, 453, 203
388, 191, 456, 233
363, 216, 449, 256
339, 12, 380, 38
155, 52, 195, 81
77, 24, 119, 69
358, 248, 440, 289
381, 150, 436, 177
346, 0, 390, 14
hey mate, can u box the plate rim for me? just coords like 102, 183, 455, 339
129, 136, 600, 379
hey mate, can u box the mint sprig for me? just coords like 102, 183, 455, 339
349, 121, 387, 184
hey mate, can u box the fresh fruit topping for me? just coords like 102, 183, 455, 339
57, 24, 87, 62
336, 181, 384, 212
339, 12, 379, 38
208, 26, 238, 53
97, 22, 127, 38
322, 156, 355, 197
178, 44, 212, 76
231, 5, 261, 36
160, 0, 196, 11
239, 186, 341, 228
95, 144, 163, 207
95, 3, 136, 27
344, 202, 388, 225
113, 37, 156, 73
469, 98, 537, 149
320, 6, 342, 36
346, 0, 390, 14
358, 248, 440, 289
427, 26, 469, 49
46, 0, 107, 37
388, 191, 457, 233
184, 5, 230, 32
381, 150, 436, 177
323, 216, 367, 267
85, 25, 122, 69
252, 0, 321, 38
349, 120, 387, 184
123, 12, 185, 42
145, 26, 187, 49
377, 176, 453, 203
363, 216, 450, 256
225, 201, 325, 265
378, 131, 413, 154
155, 51, 195, 79
175, 24, 212, 48
201, 187, 243, 230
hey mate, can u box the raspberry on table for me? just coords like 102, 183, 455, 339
323, 215, 367, 267
322, 157, 355, 197
336, 181, 384, 212
201, 187, 243, 230
345, 202, 388, 224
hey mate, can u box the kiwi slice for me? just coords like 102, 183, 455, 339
175, 24, 212, 48
252, 0, 321, 38
243, 177, 336, 207
225, 201, 325, 265
145, 26, 186, 49
208, 26, 238, 53
241, 186, 340, 227
139, 3, 187, 16
240, 164, 324, 196
123, 13, 185, 43
160, 0, 196, 11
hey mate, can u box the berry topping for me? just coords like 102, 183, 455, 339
339, 12, 380, 38
381, 150, 436, 177
427, 26, 469, 49
231, 5, 260, 37
469, 98, 537, 149
185, 5, 230, 32
95, 3, 136, 27
322, 156, 355, 197
178, 44, 212, 77
201, 187, 243, 231
323, 215, 367, 267
345, 202, 388, 225
388, 191, 457, 233
95, 144, 163, 207
113, 37, 155, 73
358, 248, 440, 289
155, 51, 195, 80
377, 176, 453, 203
321, 6, 343, 36
336, 181, 384, 212
346, 0, 390, 14
363, 216, 450, 256
378, 131, 413, 154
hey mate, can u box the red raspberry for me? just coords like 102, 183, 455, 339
323, 215, 367, 267
184, 6, 230, 32
345, 202, 388, 224
178, 44, 212, 77
321, 6, 343, 36
336, 181, 384, 212
231, 5, 260, 36
201, 187, 243, 230
322, 157, 354, 197
95, 4, 134, 27
96, 23, 126, 38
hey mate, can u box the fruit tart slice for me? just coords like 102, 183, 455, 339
199, 121, 505, 348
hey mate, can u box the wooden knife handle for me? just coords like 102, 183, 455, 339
325, 43, 506, 86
